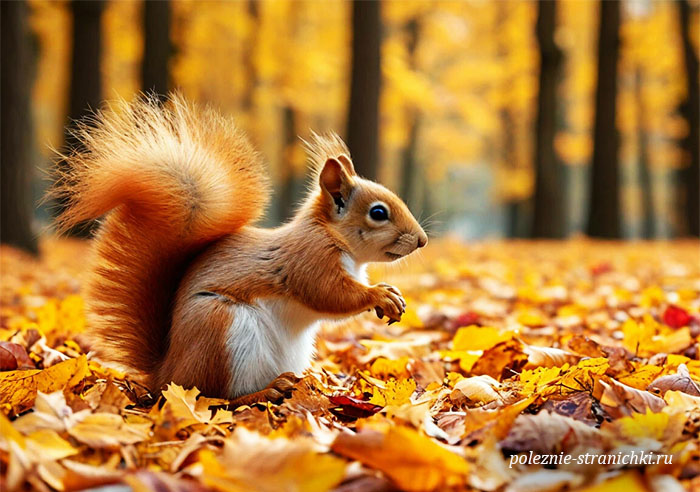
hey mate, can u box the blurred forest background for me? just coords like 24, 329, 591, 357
1, 0, 699, 255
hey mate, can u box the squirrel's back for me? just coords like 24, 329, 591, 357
51, 93, 269, 373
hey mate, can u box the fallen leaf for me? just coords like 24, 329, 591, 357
0, 355, 90, 415
329, 395, 383, 419
68, 413, 151, 449
501, 411, 604, 454
451, 375, 502, 405
647, 363, 700, 397
331, 425, 469, 491
663, 305, 693, 328
0, 342, 35, 370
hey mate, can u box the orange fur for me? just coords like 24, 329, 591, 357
50, 94, 269, 373
52, 93, 426, 398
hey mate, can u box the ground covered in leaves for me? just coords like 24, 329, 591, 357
1, 238, 700, 492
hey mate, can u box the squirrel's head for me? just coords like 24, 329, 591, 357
307, 133, 428, 264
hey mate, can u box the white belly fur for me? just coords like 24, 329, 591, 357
224, 297, 323, 397
224, 254, 368, 397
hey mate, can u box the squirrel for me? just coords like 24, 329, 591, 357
51, 94, 427, 405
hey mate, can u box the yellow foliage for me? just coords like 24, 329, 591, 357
0, 356, 90, 416
453, 325, 513, 352
332, 424, 469, 491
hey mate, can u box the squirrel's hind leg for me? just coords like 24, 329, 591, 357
228, 372, 300, 407
154, 294, 236, 397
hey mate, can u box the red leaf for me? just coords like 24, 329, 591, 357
329, 395, 382, 419
663, 305, 693, 329
454, 311, 480, 328
0, 341, 35, 371
591, 262, 612, 276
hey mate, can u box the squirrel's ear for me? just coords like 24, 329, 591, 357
319, 158, 353, 210
337, 154, 356, 176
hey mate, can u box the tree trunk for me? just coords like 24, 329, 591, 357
400, 112, 420, 210
60, 0, 104, 236
532, 0, 565, 238
586, 0, 621, 238
142, 0, 171, 98
346, 0, 381, 180
678, 0, 699, 236
635, 69, 654, 238
67, 0, 104, 145
400, 18, 420, 210
277, 107, 299, 223
1, 0, 37, 254
242, 0, 259, 113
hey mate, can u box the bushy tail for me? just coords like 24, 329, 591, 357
50, 93, 269, 373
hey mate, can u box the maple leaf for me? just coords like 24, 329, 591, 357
159, 383, 233, 429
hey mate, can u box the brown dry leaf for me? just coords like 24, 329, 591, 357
594, 375, 666, 416
0, 341, 35, 370
566, 335, 605, 358
471, 339, 528, 380
522, 344, 580, 369
0, 355, 90, 415
461, 396, 536, 442
500, 411, 605, 454
648, 364, 700, 397
82, 379, 133, 413
332, 424, 469, 491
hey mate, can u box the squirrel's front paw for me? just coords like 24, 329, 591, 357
370, 283, 406, 324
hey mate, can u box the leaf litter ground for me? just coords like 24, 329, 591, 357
1, 238, 699, 491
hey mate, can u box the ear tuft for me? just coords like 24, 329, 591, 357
304, 131, 355, 177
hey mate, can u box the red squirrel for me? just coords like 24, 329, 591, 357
51, 94, 427, 405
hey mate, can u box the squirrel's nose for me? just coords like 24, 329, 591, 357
417, 233, 428, 248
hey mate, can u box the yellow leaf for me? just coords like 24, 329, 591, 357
519, 366, 566, 395
161, 383, 214, 429
370, 357, 411, 379
640, 286, 665, 307
622, 319, 655, 356
199, 428, 346, 492
68, 413, 151, 449
0, 412, 25, 448
26, 429, 78, 461
575, 471, 647, 492
331, 425, 468, 491
616, 409, 670, 441
453, 326, 512, 351
0, 355, 90, 415
368, 378, 417, 407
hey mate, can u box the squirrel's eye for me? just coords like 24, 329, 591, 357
369, 204, 389, 221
